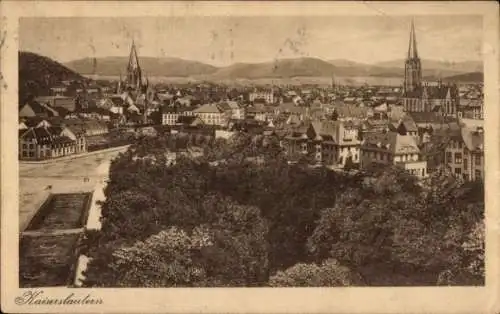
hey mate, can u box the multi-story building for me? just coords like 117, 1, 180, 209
161, 107, 194, 125
401, 21, 459, 117
283, 120, 361, 168
61, 119, 109, 137
458, 98, 484, 120
19, 126, 87, 160
246, 105, 274, 122
35, 96, 77, 112
218, 101, 245, 120
19, 101, 60, 118
445, 126, 484, 181
249, 90, 274, 104
387, 115, 419, 143
193, 103, 228, 127
360, 131, 427, 178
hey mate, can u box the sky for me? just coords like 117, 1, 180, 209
19, 15, 483, 66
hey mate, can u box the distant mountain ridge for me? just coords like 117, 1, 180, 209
373, 59, 483, 73
27, 52, 474, 84
442, 72, 483, 83
65, 56, 219, 77
64, 55, 483, 82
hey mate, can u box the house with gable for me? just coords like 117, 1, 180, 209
360, 131, 427, 178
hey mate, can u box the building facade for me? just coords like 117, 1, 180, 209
19, 126, 87, 160
360, 131, 427, 178
283, 120, 361, 168
445, 127, 484, 181
193, 103, 228, 126
162, 107, 195, 126
249, 91, 274, 104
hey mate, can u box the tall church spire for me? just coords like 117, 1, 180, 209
128, 39, 140, 70
126, 39, 142, 88
408, 19, 419, 59
404, 19, 422, 95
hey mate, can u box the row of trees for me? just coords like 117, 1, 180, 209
82, 132, 484, 287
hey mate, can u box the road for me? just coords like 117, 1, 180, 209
19, 148, 127, 230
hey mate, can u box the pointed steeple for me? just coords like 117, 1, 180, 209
408, 19, 419, 59
128, 39, 140, 71
403, 18, 422, 97
126, 39, 142, 89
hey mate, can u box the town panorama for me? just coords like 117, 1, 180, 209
18, 17, 484, 288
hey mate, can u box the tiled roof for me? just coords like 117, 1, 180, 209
404, 84, 459, 99
400, 116, 418, 132
459, 98, 483, 108
277, 102, 298, 112
21, 101, 59, 117
24, 117, 52, 128
225, 101, 240, 110
193, 103, 224, 114
20, 126, 77, 146
333, 104, 370, 118
363, 131, 420, 155
108, 96, 126, 107
217, 102, 232, 111
310, 120, 338, 143
407, 112, 447, 124
35, 95, 73, 102
461, 128, 484, 152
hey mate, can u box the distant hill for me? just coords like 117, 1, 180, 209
209, 58, 339, 79
329, 58, 483, 79
62, 53, 483, 82
375, 59, 482, 73
19, 51, 86, 103
442, 72, 483, 83
65, 56, 219, 77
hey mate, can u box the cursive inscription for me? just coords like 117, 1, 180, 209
15, 290, 103, 306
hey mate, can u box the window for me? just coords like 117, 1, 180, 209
455, 153, 462, 164
446, 152, 452, 163
475, 155, 482, 166
464, 159, 468, 170
22, 144, 27, 149
475, 170, 481, 179
454, 167, 462, 175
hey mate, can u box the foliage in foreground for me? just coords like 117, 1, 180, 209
82, 133, 485, 287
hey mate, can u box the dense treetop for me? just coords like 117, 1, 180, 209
82, 132, 484, 287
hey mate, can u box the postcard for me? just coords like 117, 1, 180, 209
1, 1, 499, 313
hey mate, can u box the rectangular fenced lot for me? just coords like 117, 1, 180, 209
19, 233, 82, 287
24, 192, 93, 231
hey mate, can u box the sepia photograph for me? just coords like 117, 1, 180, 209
2, 1, 499, 313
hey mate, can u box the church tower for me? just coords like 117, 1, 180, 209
404, 20, 422, 94
126, 40, 142, 89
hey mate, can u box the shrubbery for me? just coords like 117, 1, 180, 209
82, 132, 485, 287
